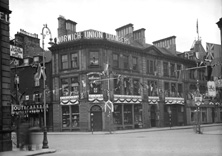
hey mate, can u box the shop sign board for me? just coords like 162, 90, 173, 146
10, 45, 23, 59
57, 30, 130, 45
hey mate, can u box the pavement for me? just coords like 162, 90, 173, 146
0, 123, 221, 156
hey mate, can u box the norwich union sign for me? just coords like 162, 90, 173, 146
57, 30, 130, 45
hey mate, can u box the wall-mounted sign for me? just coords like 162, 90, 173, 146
10, 45, 23, 59
0, 11, 9, 23
57, 30, 130, 45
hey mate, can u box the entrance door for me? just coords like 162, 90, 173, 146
90, 105, 102, 131
150, 105, 156, 127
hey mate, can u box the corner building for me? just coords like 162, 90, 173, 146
50, 16, 191, 131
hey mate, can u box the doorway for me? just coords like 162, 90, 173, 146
90, 105, 102, 131
150, 105, 156, 127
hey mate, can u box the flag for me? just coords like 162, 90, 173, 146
82, 80, 86, 88
196, 19, 199, 34
205, 43, 215, 61
41, 66, 46, 80
102, 63, 109, 76
207, 81, 216, 97
34, 63, 41, 80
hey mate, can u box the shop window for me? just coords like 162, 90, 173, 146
147, 80, 158, 96
163, 62, 169, 77
133, 79, 140, 95
113, 53, 119, 68
62, 106, 70, 128
201, 108, 207, 123
113, 104, 122, 125
90, 51, 99, 66
71, 105, 79, 128
61, 54, 68, 69
123, 55, 129, 69
170, 63, 176, 77
134, 105, 142, 128
132, 56, 138, 71
124, 104, 132, 124
71, 53, 78, 68
123, 78, 131, 95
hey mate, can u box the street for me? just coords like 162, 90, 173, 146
45, 126, 222, 156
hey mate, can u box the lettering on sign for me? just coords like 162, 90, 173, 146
57, 30, 130, 45
20, 29, 38, 38
0, 12, 9, 23
10, 45, 23, 59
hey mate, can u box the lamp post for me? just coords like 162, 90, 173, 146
41, 24, 53, 149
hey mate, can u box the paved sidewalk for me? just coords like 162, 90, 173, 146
0, 123, 221, 156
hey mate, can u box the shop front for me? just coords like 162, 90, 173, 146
11, 103, 48, 128
60, 95, 80, 131
164, 97, 185, 127
113, 95, 143, 130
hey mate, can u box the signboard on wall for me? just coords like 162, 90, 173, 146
10, 45, 23, 59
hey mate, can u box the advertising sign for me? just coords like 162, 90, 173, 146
10, 45, 23, 59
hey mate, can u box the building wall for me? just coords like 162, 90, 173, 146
0, 0, 12, 151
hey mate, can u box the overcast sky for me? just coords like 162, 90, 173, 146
10, 0, 222, 52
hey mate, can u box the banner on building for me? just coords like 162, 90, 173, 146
207, 81, 216, 97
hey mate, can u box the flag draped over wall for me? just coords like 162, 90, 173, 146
34, 63, 46, 81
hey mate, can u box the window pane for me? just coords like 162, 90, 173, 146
71, 53, 78, 68
132, 57, 138, 71
124, 105, 132, 124
163, 62, 169, 77
90, 52, 99, 65
170, 63, 176, 77
62, 106, 70, 128
123, 55, 129, 69
62, 54, 68, 69
164, 82, 170, 97
113, 54, 119, 68
61, 78, 69, 96
71, 105, 79, 128
133, 79, 140, 95
123, 78, 131, 95
113, 104, 122, 125
71, 77, 79, 96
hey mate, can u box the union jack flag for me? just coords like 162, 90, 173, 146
206, 43, 215, 61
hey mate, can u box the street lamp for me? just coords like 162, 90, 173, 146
41, 24, 53, 149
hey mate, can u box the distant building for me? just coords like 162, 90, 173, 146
10, 30, 53, 131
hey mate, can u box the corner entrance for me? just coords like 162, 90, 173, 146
90, 105, 102, 131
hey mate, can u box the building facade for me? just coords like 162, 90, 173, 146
10, 30, 54, 131
49, 16, 218, 132
0, 0, 12, 151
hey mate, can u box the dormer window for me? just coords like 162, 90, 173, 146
24, 58, 29, 66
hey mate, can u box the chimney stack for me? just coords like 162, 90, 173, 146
57, 15, 77, 38
115, 23, 134, 38
133, 28, 146, 45
153, 36, 176, 53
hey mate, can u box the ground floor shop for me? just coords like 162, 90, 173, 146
11, 103, 52, 130
186, 100, 222, 125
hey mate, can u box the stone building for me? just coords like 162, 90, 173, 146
49, 16, 202, 132
0, 0, 12, 151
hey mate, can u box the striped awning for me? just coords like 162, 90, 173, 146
60, 95, 79, 105
165, 97, 185, 105
114, 95, 142, 104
